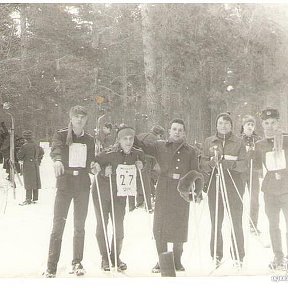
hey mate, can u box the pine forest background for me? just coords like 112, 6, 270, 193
1, 3, 288, 144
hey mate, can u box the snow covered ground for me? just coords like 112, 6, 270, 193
0, 146, 287, 287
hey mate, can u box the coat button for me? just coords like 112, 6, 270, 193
176, 166, 179, 170
177, 159, 180, 162
177, 151, 180, 154
124, 162, 127, 164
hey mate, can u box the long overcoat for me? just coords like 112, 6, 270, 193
17, 141, 44, 190
135, 138, 198, 243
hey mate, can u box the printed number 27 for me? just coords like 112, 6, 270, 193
120, 174, 134, 185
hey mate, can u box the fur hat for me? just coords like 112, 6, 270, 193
260, 108, 280, 120
177, 170, 204, 202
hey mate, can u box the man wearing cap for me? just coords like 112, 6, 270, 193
44, 105, 96, 278
134, 119, 198, 273
200, 112, 247, 268
239, 115, 262, 234
91, 125, 145, 271
254, 108, 288, 270
133, 125, 165, 212
17, 130, 44, 205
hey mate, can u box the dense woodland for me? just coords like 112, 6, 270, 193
1, 3, 288, 143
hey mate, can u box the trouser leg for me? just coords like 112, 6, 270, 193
47, 187, 72, 272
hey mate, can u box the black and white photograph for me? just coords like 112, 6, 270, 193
1, 1, 288, 287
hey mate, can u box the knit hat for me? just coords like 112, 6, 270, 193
151, 125, 165, 136
216, 112, 233, 126
117, 126, 135, 139
242, 115, 256, 126
22, 130, 33, 140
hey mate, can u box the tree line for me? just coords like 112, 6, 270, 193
1, 3, 288, 143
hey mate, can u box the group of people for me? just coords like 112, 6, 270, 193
11, 104, 285, 277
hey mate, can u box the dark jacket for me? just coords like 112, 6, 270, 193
50, 128, 95, 173
134, 137, 198, 242
200, 133, 247, 198
254, 134, 288, 195
17, 140, 44, 190
93, 146, 145, 201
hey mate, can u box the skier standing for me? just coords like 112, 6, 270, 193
91, 125, 145, 271
200, 112, 247, 268
254, 108, 288, 270
44, 105, 96, 278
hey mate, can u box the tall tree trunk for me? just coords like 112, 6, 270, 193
140, 4, 158, 128
20, 4, 28, 133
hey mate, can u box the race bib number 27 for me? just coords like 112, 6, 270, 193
116, 164, 137, 196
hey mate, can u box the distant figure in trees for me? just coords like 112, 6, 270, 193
94, 122, 115, 152
17, 130, 44, 205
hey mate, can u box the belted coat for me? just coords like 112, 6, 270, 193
17, 140, 44, 190
134, 138, 198, 242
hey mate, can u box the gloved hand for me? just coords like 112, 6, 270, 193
53, 160, 64, 177
105, 165, 112, 177
135, 160, 143, 170
221, 160, 235, 170
90, 161, 101, 175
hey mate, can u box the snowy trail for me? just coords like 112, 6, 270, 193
0, 148, 286, 280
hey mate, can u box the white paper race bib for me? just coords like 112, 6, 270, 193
116, 164, 137, 196
265, 150, 286, 171
69, 143, 87, 168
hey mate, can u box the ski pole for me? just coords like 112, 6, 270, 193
219, 164, 241, 264
226, 169, 264, 243
109, 173, 118, 271
95, 173, 112, 272
213, 170, 220, 267
137, 166, 149, 212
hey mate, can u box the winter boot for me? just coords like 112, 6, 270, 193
152, 263, 161, 273
19, 200, 32, 206
173, 243, 185, 272
111, 239, 127, 271
101, 255, 111, 271
269, 256, 287, 271
70, 262, 86, 276
43, 268, 56, 278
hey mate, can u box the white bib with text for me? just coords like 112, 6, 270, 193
116, 164, 137, 196
265, 150, 286, 171
69, 143, 87, 168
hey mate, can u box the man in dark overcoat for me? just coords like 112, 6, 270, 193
134, 119, 199, 273
17, 130, 44, 205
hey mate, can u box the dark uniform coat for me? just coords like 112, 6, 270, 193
134, 138, 198, 243
93, 146, 146, 201
17, 140, 44, 190
254, 134, 288, 195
